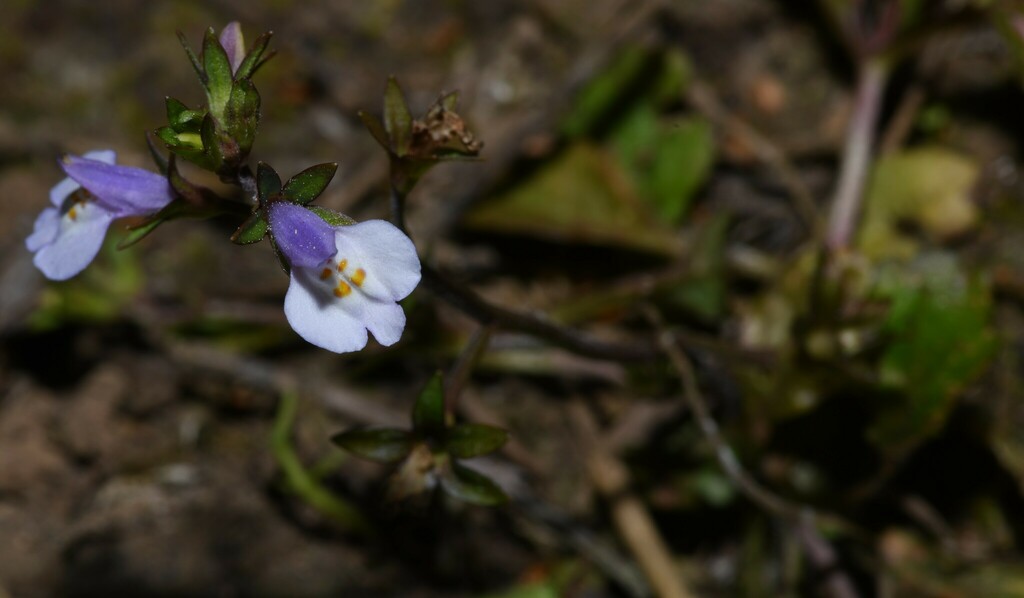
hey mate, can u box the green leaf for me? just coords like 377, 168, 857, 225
281, 163, 338, 205
445, 424, 508, 459
463, 143, 680, 255
868, 254, 997, 453
562, 46, 650, 137
858, 147, 979, 260
307, 205, 356, 227
235, 31, 274, 80
384, 76, 413, 156
440, 462, 508, 506
231, 212, 268, 244
202, 27, 234, 120
412, 371, 445, 436
224, 78, 261, 155
650, 48, 692, 107
256, 162, 282, 200
613, 105, 715, 223
331, 428, 413, 463
358, 111, 391, 153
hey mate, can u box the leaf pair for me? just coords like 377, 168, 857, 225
332, 371, 509, 506
231, 162, 341, 245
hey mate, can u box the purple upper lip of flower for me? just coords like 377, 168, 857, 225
269, 202, 337, 268
60, 154, 173, 216
26, 150, 174, 281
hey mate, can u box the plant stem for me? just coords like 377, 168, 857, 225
388, 182, 662, 362
443, 324, 494, 421
826, 59, 889, 252
271, 391, 372, 535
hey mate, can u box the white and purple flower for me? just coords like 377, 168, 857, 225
26, 150, 174, 281
269, 202, 421, 353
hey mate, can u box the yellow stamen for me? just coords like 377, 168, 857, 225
337, 259, 348, 273
351, 268, 366, 287
68, 207, 78, 221
334, 281, 352, 298
319, 268, 332, 280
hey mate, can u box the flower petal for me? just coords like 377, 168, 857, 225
284, 267, 369, 353
26, 208, 60, 252
61, 155, 173, 216
362, 299, 407, 347
49, 150, 115, 206
48, 177, 80, 207
269, 202, 337, 268
31, 202, 114, 281
332, 220, 421, 301
219, 22, 245, 74
83, 149, 116, 165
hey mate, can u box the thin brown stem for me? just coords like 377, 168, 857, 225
443, 324, 494, 419
644, 306, 861, 598
686, 80, 822, 240
420, 266, 660, 361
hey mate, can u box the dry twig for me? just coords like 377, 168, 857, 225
644, 306, 861, 598
569, 400, 698, 598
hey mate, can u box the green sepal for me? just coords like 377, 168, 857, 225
281, 163, 337, 205
166, 97, 187, 128
165, 97, 204, 133
202, 27, 233, 120
176, 30, 204, 82
440, 462, 508, 506
145, 132, 170, 175
358, 110, 391, 153
168, 155, 205, 204
117, 195, 227, 250
225, 78, 260, 156
199, 113, 239, 173
235, 31, 274, 80
256, 162, 282, 200
231, 211, 268, 244
331, 428, 414, 463
164, 143, 212, 171
384, 76, 413, 157
117, 215, 166, 250
412, 371, 445, 436
445, 424, 508, 459
308, 205, 356, 227
156, 125, 182, 147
